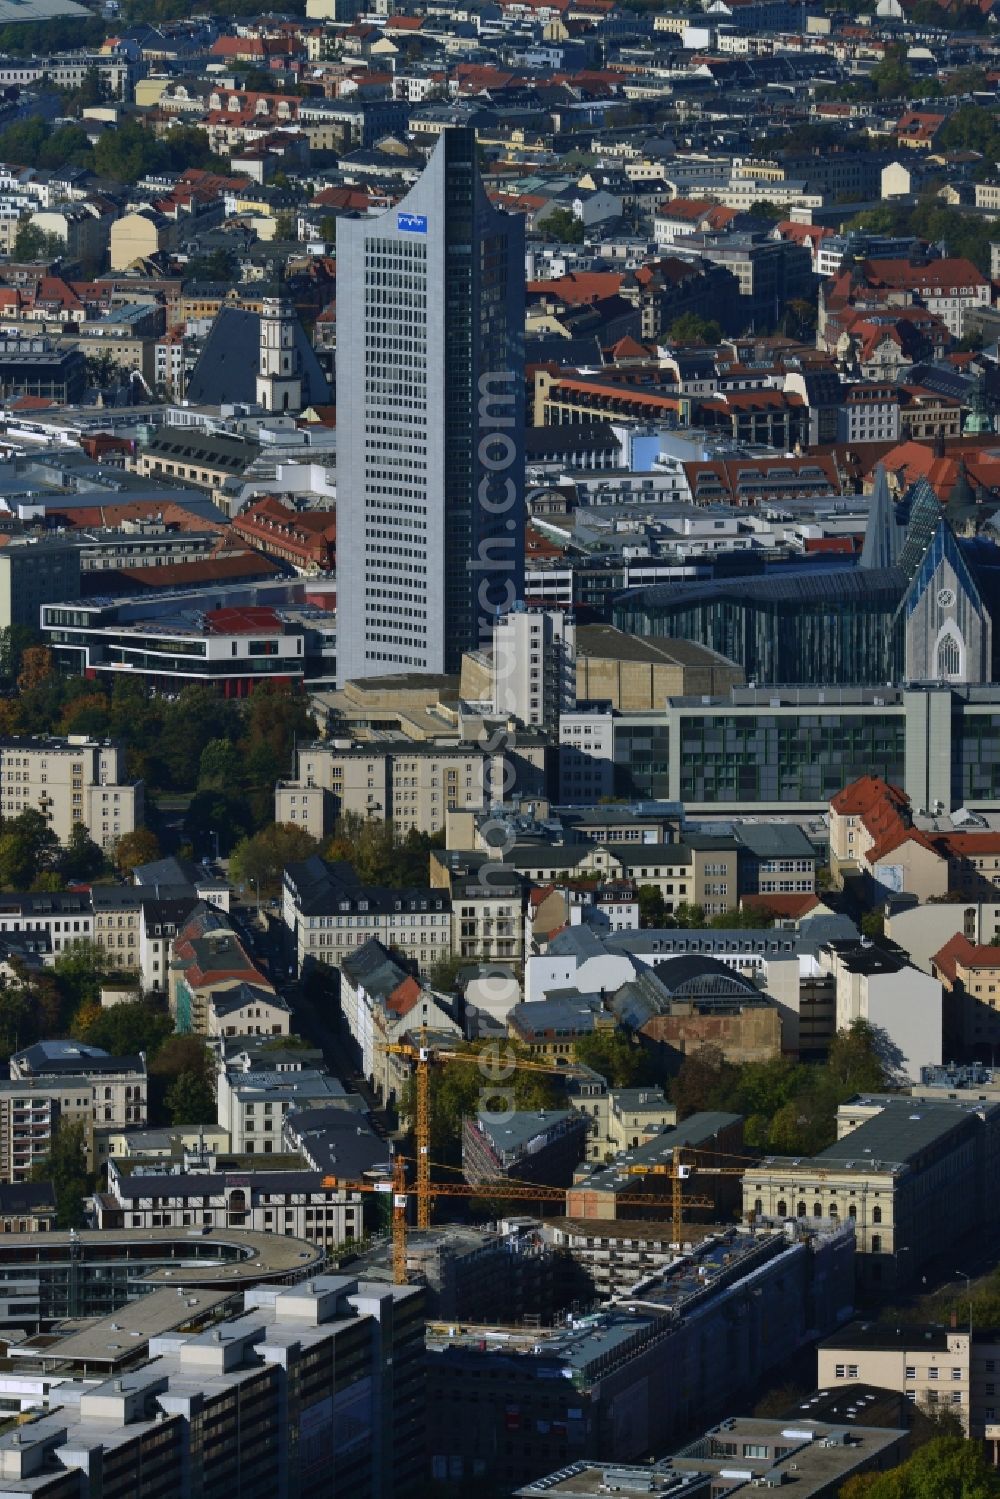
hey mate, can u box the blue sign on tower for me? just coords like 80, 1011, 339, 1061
397, 212, 428, 233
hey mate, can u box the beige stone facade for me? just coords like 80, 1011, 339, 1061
276, 737, 547, 838
0, 736, 142, 849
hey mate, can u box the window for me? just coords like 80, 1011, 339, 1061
905, 1366, 916, 1380
928, 1368, 939, 1380
872, 1235, 881, 1253
873, 1206, 882, 1224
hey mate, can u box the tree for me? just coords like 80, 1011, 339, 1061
748, 199, 784, 222
574, 1028, 654, 1086
0, 978, 34, 1061
61, 822, 105, 883
671, 1044, 738, 1118
92, 118, 166, 183
13, 222, 63, 261
166, 1069, 216, 1125
182, 790, 254, 857
638, 884, 666, 927
668, 312, 721, 345
72, 997, 173, 1059
198, 738, 244, 791
0, 808, 59, 890
30, 1119, 90, 1229
272, 210, 297, 242
114, 828, 161, 877
16, 645, 54, 693
839, 1435, 1000, 1499
539, 206, 585, 243
860, 909, 885, 939
230, 823, 320, 895
54, 940, 118, 1016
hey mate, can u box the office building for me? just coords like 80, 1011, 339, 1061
0, 536, 81, 632
516, 1412, 908, 1499
0, 1225, 326, 1330
336, 125, 526, 683
0, 1275, 425, 1499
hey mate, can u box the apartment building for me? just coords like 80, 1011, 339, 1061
743, 1094, 1000, 1290
822, 937, 942, 1080
491, 606, 576, 732
282, 856, 452, 976
0, 1182, 56, 1233
216, 1058, 366, 1155
0, 735, 142, 848
0, 1060, 147, 1182
275, 736, 548, 839
932, 932, 1000, 1052
463, 1109, 591, 1191
0, 1275, 426, 1499
169, 905, 278, 1036
95, 1154, 380, 1247
339, 939, 460, 1102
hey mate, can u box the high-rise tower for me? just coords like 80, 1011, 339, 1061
336, 127, 525, 684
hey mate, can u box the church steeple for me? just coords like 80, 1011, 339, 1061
256, 295, 302, 414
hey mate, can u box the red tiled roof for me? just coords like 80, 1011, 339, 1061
931, 931, 1000, 983
740, 893, 821, 918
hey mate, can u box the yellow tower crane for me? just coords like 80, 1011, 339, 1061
380, 1028, 589, 1230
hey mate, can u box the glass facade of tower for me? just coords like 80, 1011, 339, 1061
673, 710, 907, 803
613, 568, 904, 687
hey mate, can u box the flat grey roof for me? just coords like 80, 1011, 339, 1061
16, 1286, 232, 1369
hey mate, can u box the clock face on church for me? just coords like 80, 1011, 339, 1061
937, 588, 956, 609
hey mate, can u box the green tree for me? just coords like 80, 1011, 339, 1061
402, 1040, 561, 1163
30, 1119, 91, 1229
13, 221, 63, 261
860, 909, 885, 939
92, 118, 166, 183
272, 210, 297, 241
574, 1028, 654, 1086
839, 1435, 1000, 1498
183, 790, 254, 857
869, 45, 914, 100
637, 884, 666, 927
671, 1043, 739, 1118
539, 206, 585, 243
72, 997, 173, 1058
748, 199, 784, 222
0, 978, 34, 1061
229, 823, 320, 895
61, 822, 105, 883
668, 312, 721, 345
166, 1069, 216, 1125
51, 939, 115, 1016
198, 738, 244, 791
